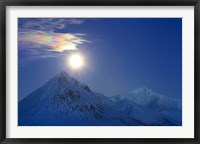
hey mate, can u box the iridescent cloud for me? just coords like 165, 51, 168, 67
18, 18, 88, 65
19, 29, 87, 52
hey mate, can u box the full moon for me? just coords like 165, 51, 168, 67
68, 53, 84, 70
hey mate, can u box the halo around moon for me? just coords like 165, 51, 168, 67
68, 53, 84, 70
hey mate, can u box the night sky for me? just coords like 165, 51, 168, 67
18, 18, 182, 101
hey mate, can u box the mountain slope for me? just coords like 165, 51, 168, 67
112, 87, 182, 125
19, 72, 122, 126
18, 72, 182, 126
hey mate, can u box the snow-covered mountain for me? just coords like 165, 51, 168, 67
112, 87, 182, 124
18, 71, 182, 126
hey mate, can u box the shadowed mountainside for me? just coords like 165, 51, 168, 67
19, 71, 182, 126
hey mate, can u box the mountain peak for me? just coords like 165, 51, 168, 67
129, 87, 154, 95
58, 71, 69, 77
52, 71, 69, 81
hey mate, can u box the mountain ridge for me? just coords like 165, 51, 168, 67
18, 71, 182, 126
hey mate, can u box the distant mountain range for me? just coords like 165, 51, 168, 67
18, 71, 182, 126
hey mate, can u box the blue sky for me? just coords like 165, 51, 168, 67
18, 18, 182, 101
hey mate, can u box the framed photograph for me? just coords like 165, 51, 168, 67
0, 0, 200, 143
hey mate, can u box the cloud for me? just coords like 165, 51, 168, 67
19, 18, 84, 31
19, 29, 87, 52
18, 45, 64, 66
18, 18, 88, 66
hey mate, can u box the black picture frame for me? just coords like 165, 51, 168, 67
0, 0, 200, 143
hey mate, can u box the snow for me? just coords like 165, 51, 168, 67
18, 71, 182, 126
112, 87, 182, 125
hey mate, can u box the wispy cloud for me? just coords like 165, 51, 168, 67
19, 29, 87, 52
19, 18, 84, 31
18, 18, 88, 65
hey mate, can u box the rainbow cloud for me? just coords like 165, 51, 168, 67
18, 18, 88, 65
19, 29, 87, 52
